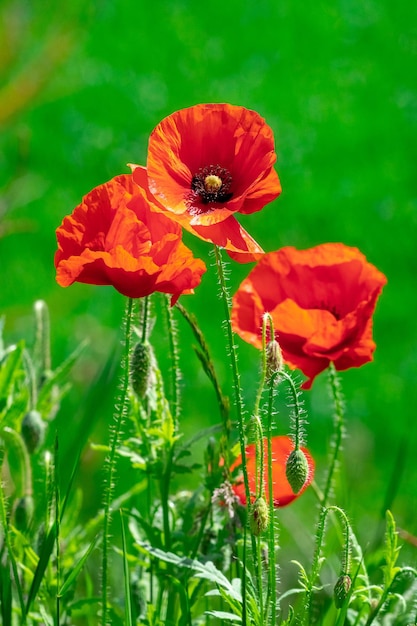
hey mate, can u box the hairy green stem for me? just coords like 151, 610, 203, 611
165, 295, 181, 422
280, 370, 304, 450
322, 363, 345, 507
101, 297, 135, 626
267, 378, 278, 625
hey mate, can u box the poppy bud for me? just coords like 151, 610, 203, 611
13, 495, 34, 531
333, 574, 352, 608
285, 448, 309, 494
250, 496, 269, 536
21, 410, 46, 453
130, 342, 152, 398
266, 339, 283, 381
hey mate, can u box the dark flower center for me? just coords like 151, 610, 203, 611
190, 165, 233, 205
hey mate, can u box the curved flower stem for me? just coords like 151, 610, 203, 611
303, 505, 351, 625
101, 297, 135, 626
213, 245, 252, 625
322, 363, 345, 507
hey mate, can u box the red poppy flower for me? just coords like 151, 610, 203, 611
135, 103, 282, 261
231, 243, 387, 388
231, 436, 314, 507
55, 173, 206, 303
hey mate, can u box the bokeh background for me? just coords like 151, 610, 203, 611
1, 0, 417, 565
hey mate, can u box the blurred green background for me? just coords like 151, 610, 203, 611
1, 0, 416, 562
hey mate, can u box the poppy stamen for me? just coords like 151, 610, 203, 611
190, 164, 233, 209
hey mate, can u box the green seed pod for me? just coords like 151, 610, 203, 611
334, 574, 352, 608
21, 410, 46, 453
266, 339, 283, 381
130, 342, 152, 398
14, 495, 34, 531
250, 496, 270, 536
286, 448, 309, 494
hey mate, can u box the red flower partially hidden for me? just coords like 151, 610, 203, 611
232, 243, 387, 388
137, 103, 282, 262
231, 436, 314, 507
55, 174, 206, 303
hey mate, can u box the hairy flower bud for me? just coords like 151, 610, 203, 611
266, 339, 283, 381
130, 342, 152, 398
286, 448, 309, 494
21, 410, 46, 453
334, 574, 352, 608
250, 496, 270, 536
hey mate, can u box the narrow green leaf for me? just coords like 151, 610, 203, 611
25, 522, 56, 615
205, 610, 242, 622
0, 342, 24, 402
0, 561, 12, 626
58, 535, 99, 597
120, 511, 133, 626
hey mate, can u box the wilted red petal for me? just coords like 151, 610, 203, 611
230, 436, 314, 507
55, 173, 206, 301
232, 243, 387, 388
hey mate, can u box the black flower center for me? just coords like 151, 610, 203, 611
190, 165, 233, 205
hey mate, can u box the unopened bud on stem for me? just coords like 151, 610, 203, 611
250, 496, 270, 536
286, 448, 309, 494
130, 342, 152, 398
334, 573, 352, 608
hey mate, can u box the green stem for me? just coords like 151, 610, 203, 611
267, 379, 278, 625
165, 295, 181, 422
101, 297, 135, 626
160, 448, 173, 551
141, 295, 149, 343
256, 535, 264, 626
280, 370, 304, 450
322, 363, 345, 507
213, 245, 251, 626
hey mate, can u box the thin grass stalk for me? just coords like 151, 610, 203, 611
101, 296, 135, 626
33, 299, 51, 387
322, 363, 345, 507
213, 245, 251, 625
